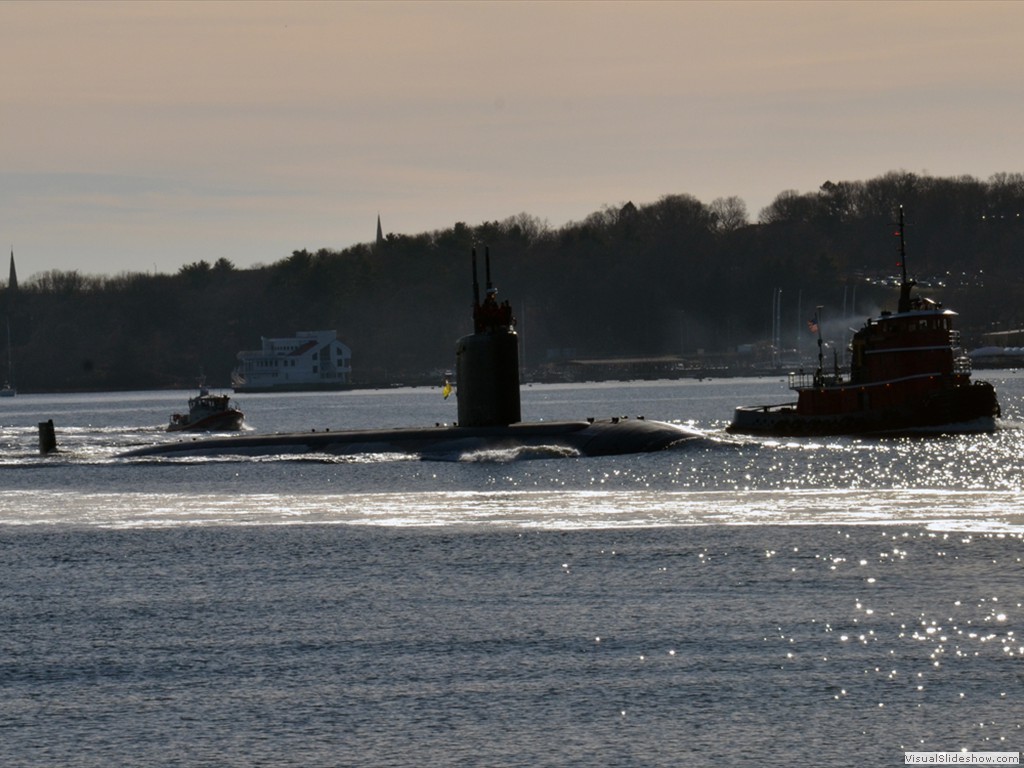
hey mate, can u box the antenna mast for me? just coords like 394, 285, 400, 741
896, 205, 915, 313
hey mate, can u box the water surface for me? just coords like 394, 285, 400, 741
1, 375, 1022, 765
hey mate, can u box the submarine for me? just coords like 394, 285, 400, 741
124, 248, 700, 460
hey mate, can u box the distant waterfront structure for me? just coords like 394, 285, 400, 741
231, 330, 353, 392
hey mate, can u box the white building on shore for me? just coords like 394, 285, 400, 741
232, 330, 352, 392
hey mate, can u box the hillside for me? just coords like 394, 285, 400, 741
3, 170, 1023, 392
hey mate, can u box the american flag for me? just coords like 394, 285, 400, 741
807, 319, 819, 334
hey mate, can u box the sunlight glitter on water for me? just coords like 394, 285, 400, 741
5, 488, 1024, 531
800, 529, 1024, 752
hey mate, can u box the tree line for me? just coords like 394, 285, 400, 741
3, 170, 1023, 392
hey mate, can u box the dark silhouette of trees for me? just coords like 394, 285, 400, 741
4, 171, 1023, 392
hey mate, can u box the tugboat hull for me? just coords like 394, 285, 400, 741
729, 381, 999, 437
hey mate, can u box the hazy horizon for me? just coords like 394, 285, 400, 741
3, 0, 1022, 278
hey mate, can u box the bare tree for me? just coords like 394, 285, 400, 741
710, 196, 749, 231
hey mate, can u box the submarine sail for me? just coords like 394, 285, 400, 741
456, 247, 521, 427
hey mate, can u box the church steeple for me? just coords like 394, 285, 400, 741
7, 249, 16, 293
376, 214, 384, 247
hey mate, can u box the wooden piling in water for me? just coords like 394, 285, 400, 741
38, 419, 57, 455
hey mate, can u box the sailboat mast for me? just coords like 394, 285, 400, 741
815, 306, 824, 375
4, 316, 12, 387
3, 248, 17, 394
775, 288, 782, 366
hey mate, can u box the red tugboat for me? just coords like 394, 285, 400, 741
729, 208, 1000, 436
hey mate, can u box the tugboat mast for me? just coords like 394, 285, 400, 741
896, 205, 915, 314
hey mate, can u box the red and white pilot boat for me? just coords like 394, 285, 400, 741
167, 387, 245, 432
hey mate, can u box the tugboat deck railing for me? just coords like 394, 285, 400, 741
788, 370, 848, 390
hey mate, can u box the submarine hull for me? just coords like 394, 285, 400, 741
123, 418, 699, 459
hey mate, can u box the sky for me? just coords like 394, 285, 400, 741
2, 0, 1022, 279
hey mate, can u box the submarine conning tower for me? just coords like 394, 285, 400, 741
455, 247, 521, 427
